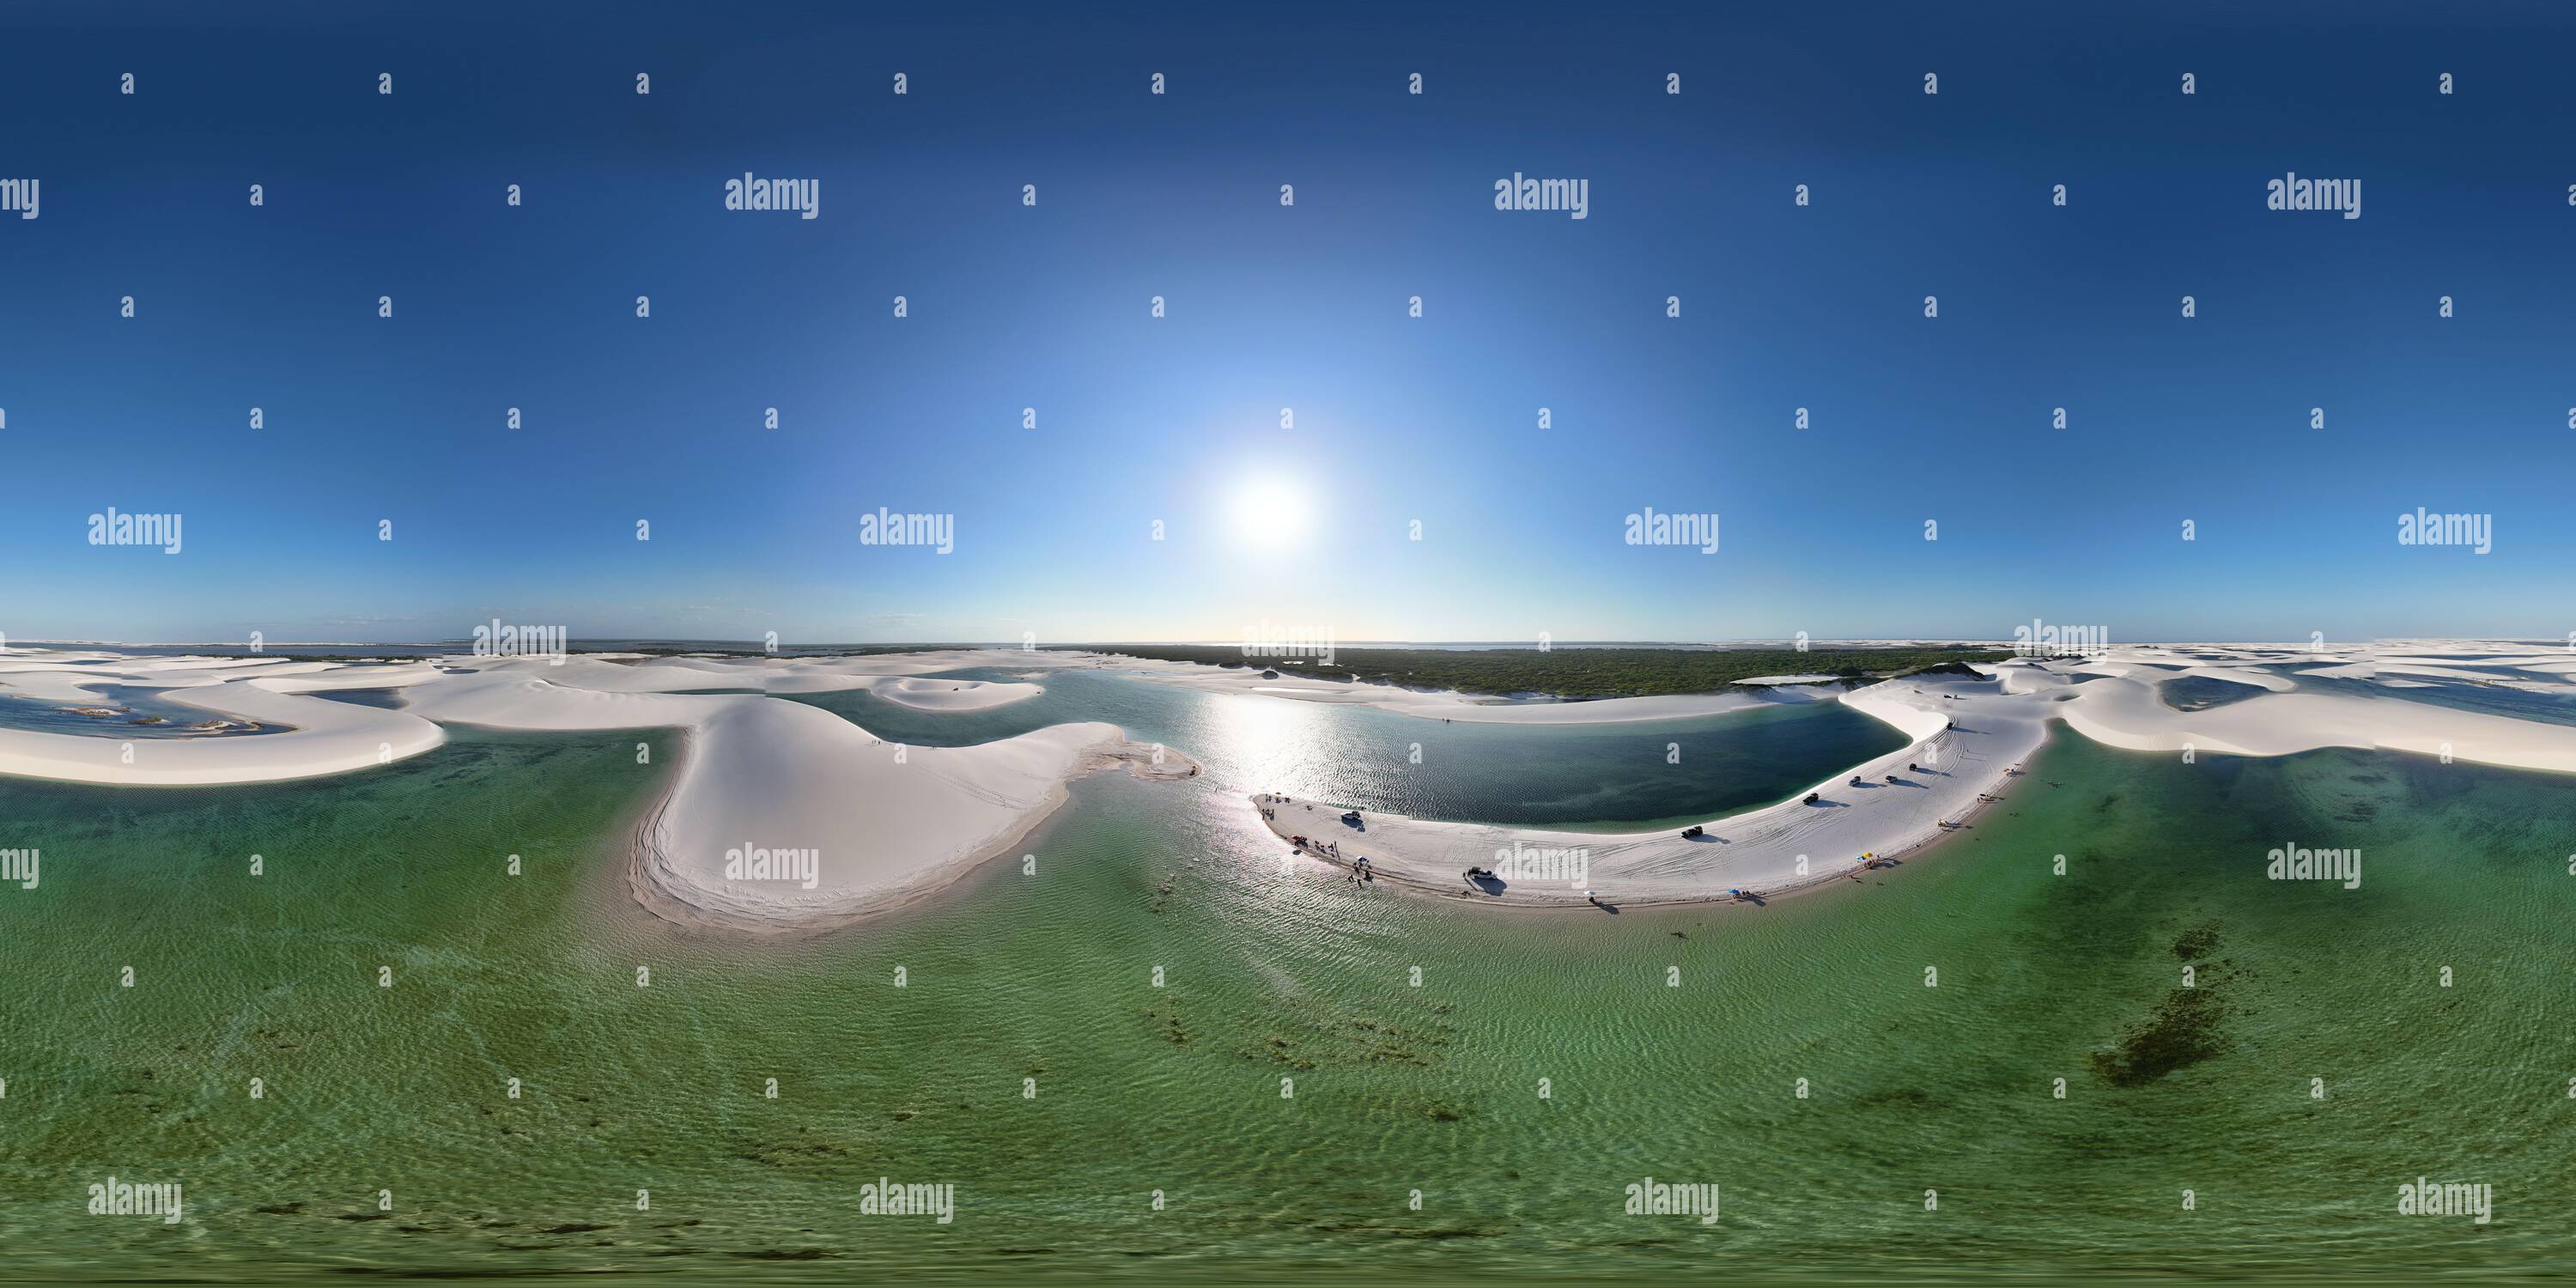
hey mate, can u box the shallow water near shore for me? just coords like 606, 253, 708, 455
0, 683, 292, 738
0, 693, 2570, 1281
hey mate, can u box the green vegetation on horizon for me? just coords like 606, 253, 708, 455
1066, 644, 2014, 698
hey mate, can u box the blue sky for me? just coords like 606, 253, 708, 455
3, 0, 2572, 645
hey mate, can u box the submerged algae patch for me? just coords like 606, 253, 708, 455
2093, 925, 2234, 1087
2091, 983, 2234, 1087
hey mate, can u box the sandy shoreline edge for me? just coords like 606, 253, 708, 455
1227, 642, 2576, 911
623, 726, 1201, 937
13, 641, 2576, 928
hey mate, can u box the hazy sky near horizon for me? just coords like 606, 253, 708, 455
4, 1, 2573, 646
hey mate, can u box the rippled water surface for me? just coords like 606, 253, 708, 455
0, 673, 2570, 1283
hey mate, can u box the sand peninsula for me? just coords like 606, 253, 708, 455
1081, 642, 2576, 908
0, 647, 1190, 931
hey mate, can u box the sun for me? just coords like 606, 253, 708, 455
1230, 479, 1311, 549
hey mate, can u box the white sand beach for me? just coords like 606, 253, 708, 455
1244, 641, 2576, 908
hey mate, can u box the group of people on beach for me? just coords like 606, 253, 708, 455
1265, 793, 1381, 885
1256, 721, 2013, 908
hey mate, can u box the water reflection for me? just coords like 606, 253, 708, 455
1199, 688, 1343, 799
787, 667, 1905, 830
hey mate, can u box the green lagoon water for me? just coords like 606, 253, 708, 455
1, 676, 2573, 1283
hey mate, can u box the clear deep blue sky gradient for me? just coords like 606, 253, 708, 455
4, 1, 2573, 645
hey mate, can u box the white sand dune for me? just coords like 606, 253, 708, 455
2172, 665, 2295, 692
843, 676, 1045, 710
0, 646, 1155, 927
0, 681, 445, 786
397, 667, 750, 729
639, 703, 1184, 927
445, 654, 1049, 708
252, 664, 453, 694
0, 666, 138, 702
